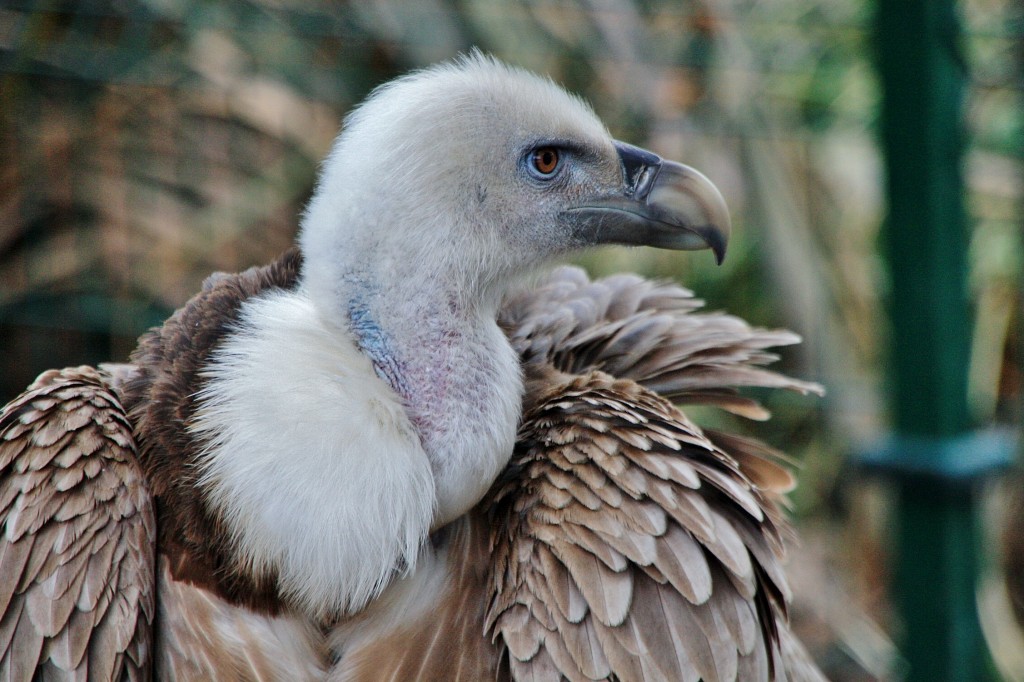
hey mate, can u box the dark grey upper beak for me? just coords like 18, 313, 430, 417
567, 141, 731, 264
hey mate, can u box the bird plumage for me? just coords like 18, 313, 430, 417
329, 265, 825, 682
1, 255, 824, 681
0, 366, 154, 680
0, 53, 824, 681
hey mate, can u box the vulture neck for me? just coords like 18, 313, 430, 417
334, 271, 522, 526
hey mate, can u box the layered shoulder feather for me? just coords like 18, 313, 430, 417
500, 266, 821, 411
0, 365, 155, 680
487, 267, 824, 681
485, 267, 824, 681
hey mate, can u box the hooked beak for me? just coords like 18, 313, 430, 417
567, 141, 731, 264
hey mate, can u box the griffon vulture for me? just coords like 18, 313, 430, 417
0, 54, 826, 681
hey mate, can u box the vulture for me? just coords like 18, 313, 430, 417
0, 54, 826, 681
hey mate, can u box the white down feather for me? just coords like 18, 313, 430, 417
190, 289, 436, 619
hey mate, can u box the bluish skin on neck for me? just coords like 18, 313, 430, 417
339, 275, 520, 527
346, 292, 409, 400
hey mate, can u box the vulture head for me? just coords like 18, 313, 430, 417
300, 53, 729, 318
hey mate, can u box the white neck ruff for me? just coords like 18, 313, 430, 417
189, 287, 520, 618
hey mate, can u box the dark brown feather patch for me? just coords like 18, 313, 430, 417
121, 248, 303, 614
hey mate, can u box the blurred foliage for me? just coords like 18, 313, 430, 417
0, 2, 1021, 676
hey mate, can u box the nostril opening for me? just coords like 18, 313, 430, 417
629, 165, 662, 201
614, 141, 662, 196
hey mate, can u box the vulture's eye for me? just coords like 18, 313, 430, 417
529, 147, 561, 178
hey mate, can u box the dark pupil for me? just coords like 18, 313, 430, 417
536, 150, 556, 172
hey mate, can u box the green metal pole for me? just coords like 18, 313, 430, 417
875, 1, 991, 679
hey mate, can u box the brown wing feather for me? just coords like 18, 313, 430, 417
500, 266, 823, 407
486, 372, 825, 682
0, 366, 155, 681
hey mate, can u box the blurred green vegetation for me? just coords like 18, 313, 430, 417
0, 2, 1021, 677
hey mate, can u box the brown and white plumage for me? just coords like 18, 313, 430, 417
1, 54, 825, 681
1, 259, 823, 681
330, 266, 824, 682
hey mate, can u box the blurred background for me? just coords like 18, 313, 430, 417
0, 0, 1021, 679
